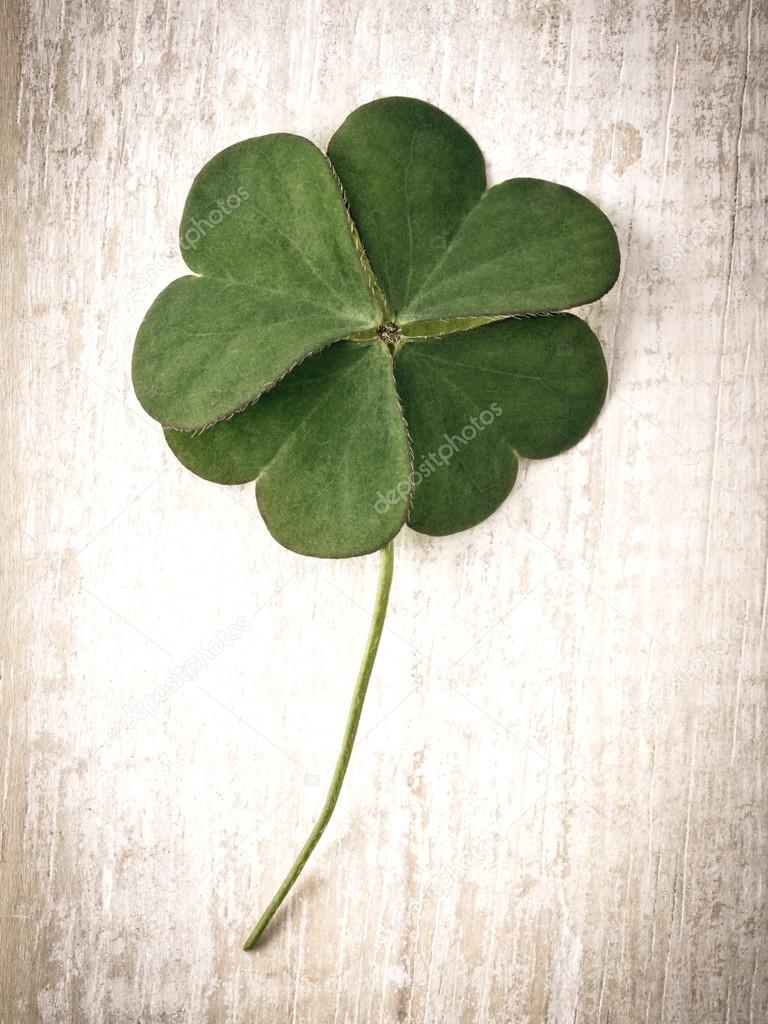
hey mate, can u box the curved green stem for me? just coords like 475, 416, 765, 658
243, 539, 395, 950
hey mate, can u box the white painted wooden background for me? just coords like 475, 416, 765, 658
2, 0, 765, 1021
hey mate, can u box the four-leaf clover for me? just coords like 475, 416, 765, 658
132, 97, 620, 949
133, 97, 619, 558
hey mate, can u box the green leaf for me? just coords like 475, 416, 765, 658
165, 342, 411, 558
132, 134, 380, 429
400, 178, 620, 322
327, 97, 486, 317
394, 314, 607, 536
327, 99, 618, 325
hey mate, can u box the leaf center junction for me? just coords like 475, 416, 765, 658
376, 322, 403, 353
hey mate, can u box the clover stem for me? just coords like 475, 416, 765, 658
243, 539, 395, 950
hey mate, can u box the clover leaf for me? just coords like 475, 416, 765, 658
131, 97, 619, 949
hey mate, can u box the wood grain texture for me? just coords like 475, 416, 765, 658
2, 0, 766, 1021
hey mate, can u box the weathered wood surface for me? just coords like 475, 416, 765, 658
1, 0, 765, 1021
